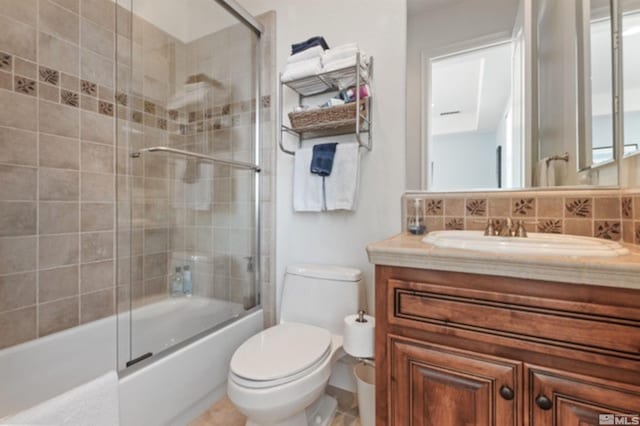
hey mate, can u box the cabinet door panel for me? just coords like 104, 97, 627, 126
390, 337, 521, 426
529, 367, 640, 426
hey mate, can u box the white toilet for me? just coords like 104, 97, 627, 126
227, 264, 363, 426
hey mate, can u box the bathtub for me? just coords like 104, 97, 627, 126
0, 296, 263, 425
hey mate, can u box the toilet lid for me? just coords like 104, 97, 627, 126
230, 322, 332, 382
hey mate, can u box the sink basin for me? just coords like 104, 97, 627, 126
422, 230, 630, 258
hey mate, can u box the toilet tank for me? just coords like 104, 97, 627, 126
279, 264, 363, 335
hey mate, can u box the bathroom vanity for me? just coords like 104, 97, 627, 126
367, 234, 640, 425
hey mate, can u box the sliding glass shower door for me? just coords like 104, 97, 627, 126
115, 0, 262, 369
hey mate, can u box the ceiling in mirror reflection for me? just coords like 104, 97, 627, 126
431, 43, 512, 136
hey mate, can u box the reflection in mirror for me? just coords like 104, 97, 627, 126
623, 0, 640, 159
429, 41, 523, 191
412, 0, 625, 192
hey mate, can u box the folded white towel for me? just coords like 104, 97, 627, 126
287, 45, 324, 64
323, 55, 369, 72
6, 372, 120, 426
325, 143, 360, 211
282, 57, 323, 82
293, 145, 323, 212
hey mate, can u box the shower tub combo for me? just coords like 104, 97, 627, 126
0, 0, 267, 423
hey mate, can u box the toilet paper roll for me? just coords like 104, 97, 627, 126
343, 314, 375, 358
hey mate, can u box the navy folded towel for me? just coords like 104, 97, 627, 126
310, 143, 338, 177
292, 36, 329, 55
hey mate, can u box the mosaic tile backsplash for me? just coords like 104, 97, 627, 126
403, 189, 640, 245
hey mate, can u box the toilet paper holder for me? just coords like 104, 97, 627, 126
346, 310, 375, 366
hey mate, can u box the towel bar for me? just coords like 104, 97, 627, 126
131, 146, 261, 172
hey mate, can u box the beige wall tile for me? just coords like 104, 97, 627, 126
38, 32, 78, 75
537, 197, 564, 217
565, 197, 593, 218
1, 0, 38, 27
81, 231, 113, 262
80, 260, 113, 293
81, 18, 114, 58
81, 202, 113, 231
39, 100, 79, 138
143, 252, 167, 278
39, 168, 79, 201
0, 15, 37, 60
0, 164, 37, 200
594, 197, 621, 219
0, 70, 11, 90
81, 141, 113, 173
50, 0, 78, 13
563, 219, 593, 237
0, 125, 38, 166
487, 198, 510, 218
39, 0, 79, 44
0, 202, 36, 236
511, 198, 536, 217
0, 272, 36, 312
39, 202, 78, 234
80, 110, 113, 144
38, 82, 59, 102
81, 0, 115, 32
14, 58, 37, 78
81, 49, 114, 88
39, 265, 78, 302
39, 134, 79, 169
0, 307, 36, 349
0, 236, 36, 274
143, 227, 168, 254
80, 288, 113, 323
38, 296, 78, 336
39, 234, 79, 268
0, 89, 37, 130
80, 172, 114, 201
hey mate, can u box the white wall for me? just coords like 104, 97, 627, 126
406, 0, 519, 189
236, 1, 407, 316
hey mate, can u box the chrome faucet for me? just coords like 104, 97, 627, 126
484, 218, 528, 238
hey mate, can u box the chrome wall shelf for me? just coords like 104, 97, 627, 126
278, 52, 373, 156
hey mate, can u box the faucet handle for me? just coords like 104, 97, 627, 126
515, 220, 528, 238
484, 219, 497, 236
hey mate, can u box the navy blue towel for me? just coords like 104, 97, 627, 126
310, 143, 338, 177
292, 36, 329, 55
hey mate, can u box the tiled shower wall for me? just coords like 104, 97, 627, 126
0, 0, 276, 349
403, 189, 640, 245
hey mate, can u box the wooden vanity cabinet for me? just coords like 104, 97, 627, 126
374, 266, 640, 426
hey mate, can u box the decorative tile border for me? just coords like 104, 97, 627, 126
403, 189, 640, 245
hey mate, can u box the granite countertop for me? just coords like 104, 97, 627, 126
366, 233, 640, 290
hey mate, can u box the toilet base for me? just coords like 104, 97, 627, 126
245, 394, 337, 426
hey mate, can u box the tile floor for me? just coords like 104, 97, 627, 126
190, 386, 361, 426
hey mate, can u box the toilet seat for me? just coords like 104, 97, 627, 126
230, 322, 332, 389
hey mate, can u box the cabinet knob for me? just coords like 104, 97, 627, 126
535, 394, 553, 410
499, 385, 515, 401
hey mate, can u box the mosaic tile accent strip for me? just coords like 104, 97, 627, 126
0, 52, 12, 71
404, 190, 640, 245
98, 101, 114, 116
61, 90, 78, 107
14, 76, 36, 95
39, 67, 59, 85
81, 80, 97, 96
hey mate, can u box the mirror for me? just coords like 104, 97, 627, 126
407, 0, 636, 191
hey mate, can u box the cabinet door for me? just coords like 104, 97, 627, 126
529, 367, 640, 426
390, 337, 521, 426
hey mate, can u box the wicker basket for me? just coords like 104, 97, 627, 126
288, 101, 368, 132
